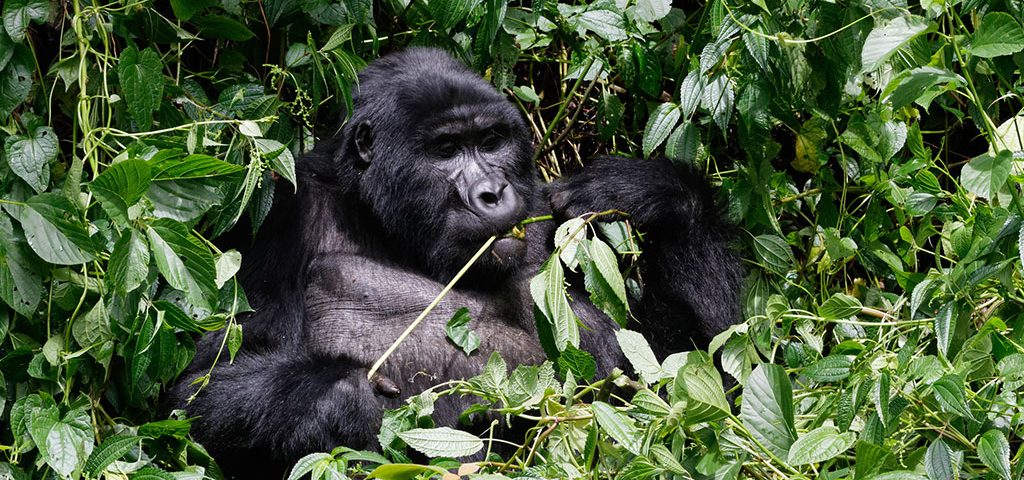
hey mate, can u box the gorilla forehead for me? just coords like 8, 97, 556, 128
354, 48, 511, 125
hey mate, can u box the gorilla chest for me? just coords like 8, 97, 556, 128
305, 255, 546, 388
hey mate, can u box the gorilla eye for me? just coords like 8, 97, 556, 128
480, 130, 504, 152
433, 139, 458, 158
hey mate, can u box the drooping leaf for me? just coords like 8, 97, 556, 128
2, 0, 48, 41
740, 364, 797, 458
592, 401, 642, 455
971, 12, 1024, 58
445, 307, 480, 355
978, 429, 1011, 480
577, 238, 628, 326
89, 159, 153, 224
960, 151, 1013, 200
861, 15, 931, 71
397, 427, 483, 458
146, 218, 218, 310
5, 126, 58, 193
787, 426, 855, 466
117, 46, 165, 128
108, 229, 150, 294
643, 103, 680, 157
20, 193, 100, 264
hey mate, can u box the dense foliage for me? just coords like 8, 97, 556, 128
1, 0, 1023, 478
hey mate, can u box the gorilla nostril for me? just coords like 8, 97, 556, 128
480, 191, 500, 206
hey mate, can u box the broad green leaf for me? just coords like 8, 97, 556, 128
703, 73, 733, 133
45, 422, 86, 477
427, 0, 476, 31
529, 256, 579, 350
578, 238, 628, 326
2, 0, 48, 41
978, 429, 1010, 480
934, 302, 956, 359
214, 249, 242, 289
861, 15, 930, 71
6, 126, 58, 193
873, 372, 891, 428
818, 293, 862, 319
740, 364, 796, 458
616, 329, 663, 384
89, 159, 153, 224
109, 229, 150, 294
0, 44, 33, 118
804, 355, 854, 382
226, 322, 243, 362
592, 401, 642, 455
397, 427, 483, 458
146, 218, 217, 310
885, 67, 963, 109
445, 307, 480, 355
677, 360, 730, 424
20, 193, 99, 264
85, 434, 143, 478
924, 438, 957, 480
557, 344, 596, 380
366, 464, 448, 480
286, 453, 333, 480
871, 471, 927, 480
753, 235, 794, 275
150, 153, 245, 180
643, 103, 680, 157
630, 0, 670, 22
931, 375, 971, 418
71, 299, 112, 356
0, 213, 44, 316
254, 138, 297, 190
553, 218, 585, 271
960, 151, 1012, 200
631, 389, 670, 416
648, 444, 685, 474
678, 70, 703, 117
787, 426, 855, 465
169, 0, 214, 21
971, 12, 1024, 58
117, 46, 164, 128
576, 9, 627, 42
193, 15, 255, 40
665, 122, 699, 164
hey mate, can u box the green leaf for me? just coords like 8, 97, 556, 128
109, 229, 150, 294
254, 138, 297, 191
740, 364, 797, 458
20, 193, 99, 264
169, 0, 214, 21
0, 44, 33, 118
5, 126, 58, 193
576, 9, 627, 42
193, 15, 255, 41
678, 70, 703, 118
804, 355, 854, 382
117, 46, 164, 128
631, 389, 670, 416
529, 256, 579, 350
818, 293, 862, 319
630, 0, 670, 22
787, 426, 855, 465
554, 218, 585, 271
226, 322, 243, 362
445, 307, 480, 355
930, 375, 972, 418
861, 15, 931, 71
616, 329, 664, 384
885, 67, 963, 109
427, 0, 476, 31
977, 429, 1011, 480
676, 360, 730, 424
592, 401, 642, 455
286, 452, 333, 480
146, 218, 217, 310
703, 73, 734, 133
150, 153, 245, 180
934, 302, 956, 359
85, 435, 143, 478
753, 234, 794, 275
643, 102, 680, 157
2, 0, 48, 41
397, 427, 483, 458
665, 122, 699, 164
366, 464, 448, 480
557, 344, 596, 380
89, 159, 153, 224
0, 213, 44, 316
971, 12, 1024, 58
924, 438, 957, 480
960, 151, 1012, 200
578, 238, 629, 326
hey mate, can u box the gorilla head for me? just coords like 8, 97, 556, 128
335, 49, 536, 279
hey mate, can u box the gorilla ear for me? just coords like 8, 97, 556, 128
353, 121, 373, 169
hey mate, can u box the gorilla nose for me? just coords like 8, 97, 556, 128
468, 177, 520, 222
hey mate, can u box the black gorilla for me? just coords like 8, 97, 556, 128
168, 48, 742, 476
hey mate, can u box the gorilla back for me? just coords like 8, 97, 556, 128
167, 48, 743, 477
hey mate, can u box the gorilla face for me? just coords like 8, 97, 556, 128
341, 49, 536, 279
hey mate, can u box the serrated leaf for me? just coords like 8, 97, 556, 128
397, 427, 483, 458
85, 435, 143, 477
787, 426, 855, 465
6, 126, 58, 193
226, 322, 242, 362
616, 329, 663, 384
254, 138, 297, 191
428, 0, 477, 31
753, 235, 794, 275
557, 344, 596, 380
89, 159, 153, 224
445, 307, 480, 355
935, 302, 956, 359
678, 70, 703, 118
677, 360, 729, 424
740, 364, 796, 458
971, 12, 1024, 58
643, 103, 680, 157
578, 238, 628, 326
576, 9, 627, 42
20, 193, 99, 264
703, 73, 733, 133
931, 375, 972, 418
977, 429, 1010, 480
818, 293, 862, 319
861, 15, 931, 71
117, 46, 164, 128
146, 218, 217, 310
592, 401, 642, 455
109, 229, 150, 294
529, 256, 579, 350
665, 122, 699, 164
286, 452, 333, 480
924, 438, 957, 480
886, 67, 963, 109
553, 218, 585, 271
804, 355, 854, 382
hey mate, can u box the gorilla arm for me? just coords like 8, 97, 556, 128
548, 157, 744, 356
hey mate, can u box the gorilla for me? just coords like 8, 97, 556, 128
168, 48, 742, 476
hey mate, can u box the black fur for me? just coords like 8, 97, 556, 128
167, 48, 743, 477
